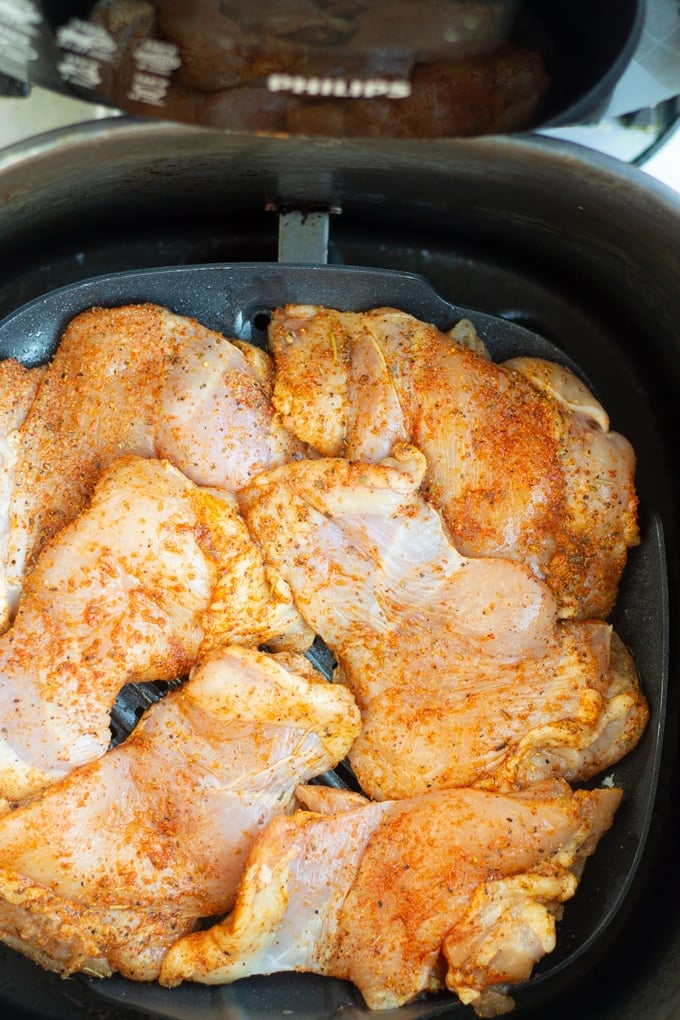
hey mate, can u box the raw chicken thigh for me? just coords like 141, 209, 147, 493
0, 360, 41, 440
0, 455, 311, 806
160, 780, 621, 1017
1, 303, 304, 627
268, 305, 639, 620
240, 445, 648, 800
0, 646, 359, 981
0, 359, 44, 631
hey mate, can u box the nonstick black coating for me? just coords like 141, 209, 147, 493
516, 0, 645, 127
0, 261, 668, 1020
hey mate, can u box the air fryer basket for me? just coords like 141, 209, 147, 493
0, 122, 677, 1020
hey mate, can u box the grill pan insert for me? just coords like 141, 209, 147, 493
0, 262, 668, 1020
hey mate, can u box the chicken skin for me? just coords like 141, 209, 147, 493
239, 445, 648, 800
0, 455, 311, 806
1, 303, 304, 627
160, 780, 621, 1017
0, 646, 359, 981
268, 305, 639, 620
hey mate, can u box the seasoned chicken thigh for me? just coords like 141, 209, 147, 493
2, 303, 303, 626
160, 781, 621, 1017
0, 455, 311, 806
239, 446, 648, 800
269, 305, 639, 619
0, 359, 44, 631
0, 646, 359, 981
154, 321, 300, 488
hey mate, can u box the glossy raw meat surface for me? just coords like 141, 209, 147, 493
240, 445, 648, 799
269, 305, 639, 620
0, 304, 304, 628
0, 646, 359, 980
0, 455, 311, 806
0, 360, 44, 631
160, 781, 621, 1015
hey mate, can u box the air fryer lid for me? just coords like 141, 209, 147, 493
0, 0, 645, 136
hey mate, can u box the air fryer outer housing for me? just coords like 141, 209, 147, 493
0, 120, 677, 1020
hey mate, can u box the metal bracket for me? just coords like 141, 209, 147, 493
277, 209, 330, 264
